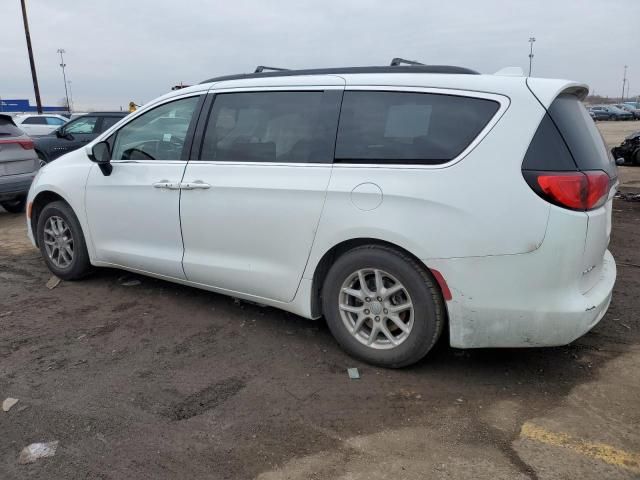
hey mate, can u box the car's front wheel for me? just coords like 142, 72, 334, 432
36, 200, 92, 280
322, 245, 445, 368
0, 197, 26, 213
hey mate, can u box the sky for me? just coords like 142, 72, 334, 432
1, 0, 638, 110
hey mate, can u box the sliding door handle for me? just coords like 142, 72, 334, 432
180, 181, 211, 190
153, 180, 181, 190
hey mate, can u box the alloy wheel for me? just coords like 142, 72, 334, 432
338, 268, 414, 350
43, 216, 74, 269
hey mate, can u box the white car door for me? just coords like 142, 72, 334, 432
180, 85, 343, 302
85, 94, 203, 278
17, 116, 48, 136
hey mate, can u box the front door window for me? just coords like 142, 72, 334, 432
111, 97, 199, 161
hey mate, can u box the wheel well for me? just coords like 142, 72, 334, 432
310, 238, 448, 319
30, 191, 67, 246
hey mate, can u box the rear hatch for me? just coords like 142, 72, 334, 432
521, 90, 617, 294
0, 115, 39, 177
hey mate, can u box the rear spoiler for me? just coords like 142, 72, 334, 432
526, 78, 589, 107
0, 114, 18, 126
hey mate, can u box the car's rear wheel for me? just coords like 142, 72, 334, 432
36, 201, 92, 280
0, 197, 26, 213
322, 245, 445, 368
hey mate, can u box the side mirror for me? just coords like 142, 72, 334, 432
55, 128, 64, 138
89, 141, 113, 176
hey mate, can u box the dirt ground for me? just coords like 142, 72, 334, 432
1, 122, 639, 479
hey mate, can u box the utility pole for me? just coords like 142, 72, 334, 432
528, 37, 536, 77
621, 65, 627, 103
57, 48, 71, 113
20, 0, 42, 114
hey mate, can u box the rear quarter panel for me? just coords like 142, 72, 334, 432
304, 84, 551, 279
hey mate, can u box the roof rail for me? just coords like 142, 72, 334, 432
390, 57, 425, 66
254, 66, 290, 73
200, 65, 479, 84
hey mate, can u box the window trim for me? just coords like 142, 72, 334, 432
104, 93, 206, 164
191, 85, 345, 165
334, 86, 509, 170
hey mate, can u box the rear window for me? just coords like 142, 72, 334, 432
334, 91, 500, 164
0, 117, 24, 136
548, 94, 615, 174
523, 94, 616, 177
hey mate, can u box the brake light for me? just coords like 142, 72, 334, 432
526, 171, 610, 211
0, 138, 34, 150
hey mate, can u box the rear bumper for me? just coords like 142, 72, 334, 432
0, 172, 35, 201
425, 190, 617, 351
428, 249, 615, 349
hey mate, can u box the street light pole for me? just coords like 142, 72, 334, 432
67, 80, 74, 112
621, 65, 627, 103
20, 0, 42, 114
57, 48, 71, 113
528, 37, 536, 77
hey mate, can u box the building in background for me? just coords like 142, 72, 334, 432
0, 98, 66, 114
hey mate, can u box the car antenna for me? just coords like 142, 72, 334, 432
254, 66, 290, 73
390, 58, 425, 66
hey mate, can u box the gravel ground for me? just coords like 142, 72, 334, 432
0, 123, 639, 479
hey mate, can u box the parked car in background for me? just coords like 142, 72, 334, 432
588, 107, 609, 120
589, 105, 634, 121
589, 106, 614, 120
34, 112, 128, 164
0, 114, 39, 213
615, 104, 640, 120
612, 131, 640, 165
26, 64, 617, 367
13, 114, 68, 136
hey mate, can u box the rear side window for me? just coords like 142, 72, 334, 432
201, 91, 340, 163
335, 91, 500, 164
0, 118, 24, 136
523, 94, 616, 177
22, 116, 47, 125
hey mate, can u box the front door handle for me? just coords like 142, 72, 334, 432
153, 180, 181, 190
180, 181, 211, 190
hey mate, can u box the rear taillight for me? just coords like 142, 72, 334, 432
524, 171, 610, 211
0, 138, 34, 150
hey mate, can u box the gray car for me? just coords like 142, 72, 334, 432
0, 114, 40, 213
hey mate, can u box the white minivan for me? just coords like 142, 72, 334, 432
26, 63, 617, 367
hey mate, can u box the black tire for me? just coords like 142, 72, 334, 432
36, 200, 92, 280
0, 197, 26, 213
36, 150, 48, 167
321, 245, 445, 368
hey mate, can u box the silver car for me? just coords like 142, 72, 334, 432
0, 114, 40, 213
